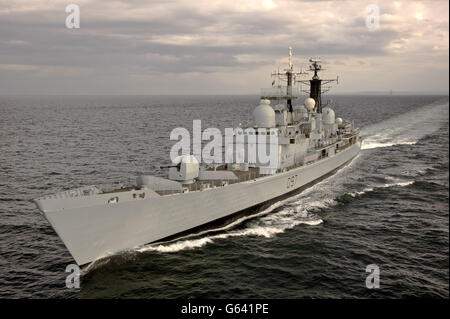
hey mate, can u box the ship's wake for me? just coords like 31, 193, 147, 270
361, 101, 449, 150
345, 179, 414, 197
136, 192, 325, 254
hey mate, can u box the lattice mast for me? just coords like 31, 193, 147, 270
269, 47, 307, 113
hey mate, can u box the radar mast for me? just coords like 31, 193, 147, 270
262, 48, 307, 112
298, 58, 338, 113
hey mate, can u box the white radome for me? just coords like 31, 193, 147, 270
322, 107, 335, 124
253, 99, 275, 127
336, 117, 343, 125
303, 98, 315, 111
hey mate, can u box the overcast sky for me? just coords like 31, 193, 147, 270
0, 0, 448, 94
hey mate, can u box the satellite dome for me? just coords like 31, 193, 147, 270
253, 99, 275, 127
303, 98, 315, 111
322, 107, 335, 124
335, 117, 343, 125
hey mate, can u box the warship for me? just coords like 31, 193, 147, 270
34, 49, 361, 266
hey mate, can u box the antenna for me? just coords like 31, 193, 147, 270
288, 47, 293, 70
297, 57, 339, 113
264, 47, 308, 112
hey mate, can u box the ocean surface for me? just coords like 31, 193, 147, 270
0, 94, 448, 298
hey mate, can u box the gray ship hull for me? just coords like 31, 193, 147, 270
40, 142, 361, 266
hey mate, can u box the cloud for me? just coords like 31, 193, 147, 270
0, 0, 448, 94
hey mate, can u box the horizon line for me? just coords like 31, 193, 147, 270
0, 91, 448, 97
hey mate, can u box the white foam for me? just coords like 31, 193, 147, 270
347, 179, 414, 197
136, 187, 333, 254
138, 237, 214, 253
361, 102, 449, 150
137, 206, 324, 254
362, 141, 416, 150
384, 180, 414, 187
347, 187, 374, 197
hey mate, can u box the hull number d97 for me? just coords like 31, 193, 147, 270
287, 174, 298, 189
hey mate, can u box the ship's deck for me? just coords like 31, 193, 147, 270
154, 166, 263, 196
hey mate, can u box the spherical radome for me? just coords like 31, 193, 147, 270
303, 98, 315, 111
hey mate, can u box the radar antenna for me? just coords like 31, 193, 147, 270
266, 48, 307, 112
288, 47, 293, 70
297, 57, 338, 113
